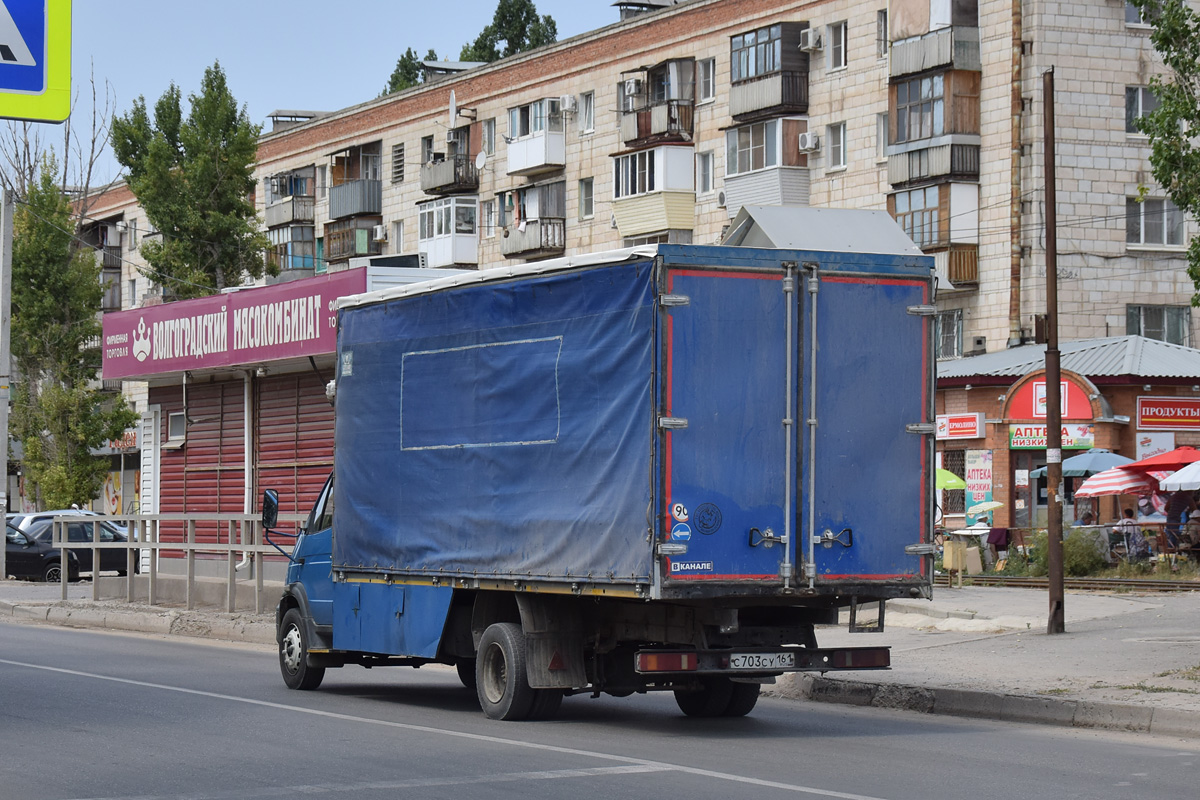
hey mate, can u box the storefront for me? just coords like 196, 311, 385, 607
935, 336, 1200, 532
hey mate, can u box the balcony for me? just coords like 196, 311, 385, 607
97, 246, 121, 270
936, 244, 979, 287
507, 131, 565, 176
612, 192, 695, 239
500, 218, 566, 259
619, 100, 695, 145
265, 195, 315, 227
420, 154, 480, 194
890, 26, 980, 78
887, 143, 980, 186
729, 71, 809, 121
324, 219, 383, 262
329, 179, 382, 220
723, 166, 811, 220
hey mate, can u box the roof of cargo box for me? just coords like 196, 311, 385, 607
338, 246, 661, 309
721, 206, 926, 256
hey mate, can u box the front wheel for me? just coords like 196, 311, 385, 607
279, 608, 325, 690
476, 622, 536, 720
42, 562, 63, 584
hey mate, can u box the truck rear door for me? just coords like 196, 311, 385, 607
659, 265, 796, 585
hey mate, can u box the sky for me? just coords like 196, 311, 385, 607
64, 0, 621, 183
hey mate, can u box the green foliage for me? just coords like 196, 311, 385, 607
382, 48, 438, 95
111, 61, 269, 299
1128, 1, 1200, 302
11, 157, 138, 509
1026, 529, 1108, 577
460, 0, 558, 63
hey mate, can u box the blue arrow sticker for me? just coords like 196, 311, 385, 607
670, 523, 692, 542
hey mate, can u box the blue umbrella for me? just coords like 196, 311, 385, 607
1029, 448, 1133, 479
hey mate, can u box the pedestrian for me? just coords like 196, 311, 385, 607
1115, 508, 1149, 562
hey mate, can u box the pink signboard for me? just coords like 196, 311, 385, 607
102, 270, 368, 379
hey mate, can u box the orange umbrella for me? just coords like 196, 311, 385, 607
1121, 446, 1200, 473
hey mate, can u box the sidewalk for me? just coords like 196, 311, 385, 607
3, 577, 1199, 737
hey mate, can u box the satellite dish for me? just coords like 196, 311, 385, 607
449, 89, 457, 126
474, 151, 487, 171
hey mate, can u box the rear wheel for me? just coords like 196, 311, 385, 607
722, 682, 761, 717
674, 677, 735, 717
42, 562, 63, 584
476, 622, 535, 720
279, 608, 325, 690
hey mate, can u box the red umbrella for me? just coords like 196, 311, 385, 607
1121, 446, 1200, 473
1074, 467, 1161, 497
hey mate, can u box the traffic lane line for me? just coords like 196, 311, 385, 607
0, 657, 889, 800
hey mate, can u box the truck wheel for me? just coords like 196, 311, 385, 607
722, 682, 761, 717
279, 608, 325, 690
476, 622, 535, 720
456, 659, 477, 692
674, 677, 735, 717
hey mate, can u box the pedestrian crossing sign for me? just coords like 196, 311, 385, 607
0, 0, 71, 123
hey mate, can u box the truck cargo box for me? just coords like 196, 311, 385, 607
332, 225, 933, 602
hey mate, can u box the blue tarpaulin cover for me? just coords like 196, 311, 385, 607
332, 259, 657, 582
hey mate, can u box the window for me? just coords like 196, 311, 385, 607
418, 197, 478, 241
696, 151, 713, 194
730, 24, 783, 82
1125, 86, 1159, 134
508, 99, 562, 139
895, 74, 945, 143
876, 112, 889, 161
1125, 1, 1156, 25
482, 119, 496, 155
893, 186, 941, 248
725, 120, 778, 175
935, 309, 963, 360
482, 200, 496, 237
127, 219, 138, 249
829, 21, 848, 70
1128, 305, 1190, 346
1127, 197, 1185, 246
391, 143, 405, 184
578, 178, 594, 219
421, 135, 435, 163
580, 92, 595, 133
316, 165, 327, 199
167, 412, 186, 442
877, 10, 889, 58
827, 122, 847, 169
614, 151, 655, 198
697, 58, 716, 102
392, 220, 404, 251
941, 450, 966, 513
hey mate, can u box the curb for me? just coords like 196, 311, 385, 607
1, 599, 275, 646
775, 673, 1200, 739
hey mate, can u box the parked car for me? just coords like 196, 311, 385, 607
7, 509, 129, 538
3, 516, 135, 582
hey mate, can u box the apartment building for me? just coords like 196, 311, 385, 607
79, 0, 1199, 527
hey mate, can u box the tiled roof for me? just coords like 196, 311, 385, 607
937, 335, 1200, 380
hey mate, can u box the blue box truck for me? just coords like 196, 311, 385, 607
265, 212, 935, 720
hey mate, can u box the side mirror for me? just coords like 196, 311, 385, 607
262, 489, 279, 530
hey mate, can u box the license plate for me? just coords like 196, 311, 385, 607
728, 652, 795, 670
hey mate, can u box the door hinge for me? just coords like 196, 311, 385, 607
906, 423, 936, 435
659, 294, 690, 307
906, 304, 938, 316
659, 417, 688, 430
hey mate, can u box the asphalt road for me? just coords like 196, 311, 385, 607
1, 620, 1196, 800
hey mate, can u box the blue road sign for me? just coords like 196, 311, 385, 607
0, 0, 70, 123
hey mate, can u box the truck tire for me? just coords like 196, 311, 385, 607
476, 622, 536, 720
456, 659, 477, 692
674, 677, 735, 717
722, 682, 761, 717
279, 608, 325, 690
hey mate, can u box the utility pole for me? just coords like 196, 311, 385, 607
1043, 68, 1065, 634
1, 188, 12, 582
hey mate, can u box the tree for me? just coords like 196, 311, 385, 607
111, 61, 269, 299
1129, 1, 1200, 302
459, 0, 558, 63
10, 156, 137, 509
382, 48, 439, 95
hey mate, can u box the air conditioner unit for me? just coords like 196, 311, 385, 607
372, 224, 388, 242
717, 190, 726, 208
559, 94, 577, 112
115, 220, 128, 232
623, 78, 643, 96
797, 131, 820, 152
799, 28, 822, 52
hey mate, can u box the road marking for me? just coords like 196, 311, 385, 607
0, 657, 890, 800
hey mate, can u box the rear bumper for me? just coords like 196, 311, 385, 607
634, 645, 890, 676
